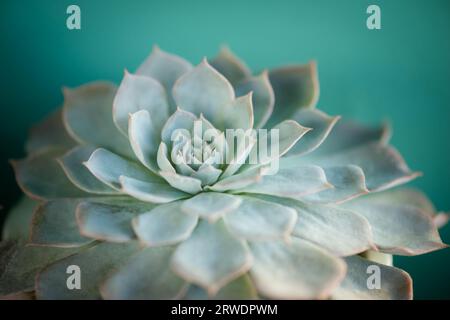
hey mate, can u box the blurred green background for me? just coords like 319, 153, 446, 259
0, 0, 449, 298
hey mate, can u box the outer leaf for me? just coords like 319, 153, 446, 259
224, 196, 297, 240
25, 109, 76, 154
100, 247, 186, 299
286, 109, 340, 156
237, 166, 330, 200
300, 165, 369, 204
0, 291, 35, 300
184, 275, 257, 300
236, 71, 274, 128
0, 241, 83, 296
210, 47, 251, 86
12, 148, 87, 200
76, 200, 155, 242
343, 194, 447, 255
2, 197, 36, 241
36, 242, 141, 299
287, 199, 374, 256
30, 199, 93, 247
132, 201, 198, 246
360, 188, 436, 214
84, 148, 160, 190
267, 62, 319, 127
361, 250, 393, 266
180, 192, 242, 222
249, 238, 345, 299
171, 220, 252, 295
62, 82, 134, 158
332, 255, 412, 300
268, 119, 311, 160
302, 142, 420, 191
311, 120, 390, 156
59, 145, 118, 194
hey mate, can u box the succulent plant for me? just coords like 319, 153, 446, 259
0, 46, 448, 300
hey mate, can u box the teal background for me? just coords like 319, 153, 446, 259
0, 0, 449, 298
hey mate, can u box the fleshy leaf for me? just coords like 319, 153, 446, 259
59, 145, 118, 195
221, 93, 254, 130
25, 109, 76, 154
100, 247, 186, 299
343, 193, 447, 255
221, 130, 257, 178
1, 291, 35, 300
62, 82, 134, 158
286, 109, 340, 156
12, 148, 87, 200
332, 255, 412, 300
157, 142, 176, 173
36, 242, 141, 299
191, 165, 222, 186
120, 176, 188, 203
361, 188, 436, 215
434, 213, 449, 229
161, 108, 196, 146
0, 241, 83, 296
30, 199, 93, 247
361, 250, 393, 266
2, 197, 36, 241
136, 46, 192, 112
113, 71, 169, 135
184, 275, 257, 300
236, 71, 274, 128
303, 142, 420, 191
311, 120, 390, 156
238, 119, 311, 174
159, 171, 203, 194
224, 196, 297, 240
133, 201, 198, 246
237, 166, 330, 200
172, 151, 196, 176
267, 62, 319, 127
268, 119, 311, 161
300, 165, 368, 204
180, 192, 242, 223
76, 200, 155, 242
171, 220, 252, 295
128, 110, 160, 172
207, 167, 264, 192
173, 59, 234, 124
282, 198, 375, 256
210, 47, 251, 86
249, 238, 345, 299
84, 148, 160, 190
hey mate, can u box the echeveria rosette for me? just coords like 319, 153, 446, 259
1, 46, 448, 300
